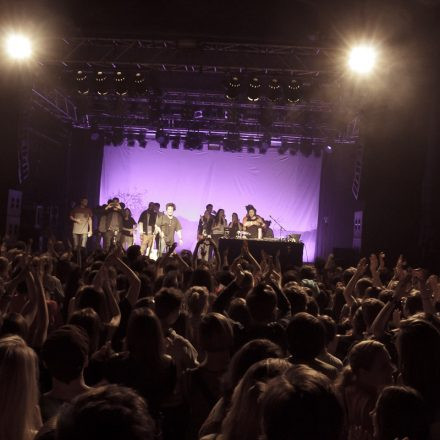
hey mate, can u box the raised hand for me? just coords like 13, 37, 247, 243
356, 257, 368, 276
234, 263, 246, 286
369, 254, 379, 273
241, 239, 250, 256
427, 274, 439, 292
392, 272, 412, 302
324, 253, 335, 271
379, 251, 386, 270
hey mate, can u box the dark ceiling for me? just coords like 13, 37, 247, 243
2, 0, 439, 45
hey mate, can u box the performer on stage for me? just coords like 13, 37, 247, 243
212, 208, 227, 245
197, 203, 215, 239
70, 197, 93, 250
103, 197, 123, 251
228, 212, 243, 238
138, 202, 158, 255
197, 203, 215, 261
243, 205, 265, 239
264, 220, 274, 238
155, 202, 183, 253
120, 208, 137, 250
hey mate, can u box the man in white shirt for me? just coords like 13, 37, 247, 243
70, 198, 93, 250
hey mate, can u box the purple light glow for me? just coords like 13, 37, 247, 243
100, 141, 322, 261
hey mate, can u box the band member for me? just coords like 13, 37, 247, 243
212, 208, 227, 246
138, 202, 158, 255
228, 212, 243, 238
197, 203, 215, 240
243, 205, 265, 239
120, 208, 137, 250
103, 197, 123, 251
70, 197, 93, 250
264, 220, 274, 238
155, 202, 183, 253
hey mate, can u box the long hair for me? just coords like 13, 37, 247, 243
336, 339, 388, 389
397, 318, 440, 411
199, 313, 234, 353
0, 335, 40, 440
375, 386, 429, 440
221, 358, 291, 440
126, 308, 165, 366
214, 209, 226, 226
221, 339, 283, 404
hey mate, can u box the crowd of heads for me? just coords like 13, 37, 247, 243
1, 239, 440, 440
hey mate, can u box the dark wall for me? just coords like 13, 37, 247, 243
315, 144, 359, 262
67, 129, 103, 214
0, 72, 103, 243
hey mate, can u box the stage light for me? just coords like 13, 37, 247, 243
246, 139, 255, 154
259, 134, 271, 154
75, 70, 89, 95
207, 134, 222, 151
313, 145, 322, 157
156, 129, 169, 148
268, 78, 282, 102
325, 145, 333, 154
115, 71, 128, 95
126, 132, 135, 147
194, 109, 204, 119
184, 132, 203, 150
111, 129, 124, 146
137, 132, 147, 148
247, 77, 261, 102
95, 71, 109, 95
223, 133, 242, 152
348, 45, 377, 74
134, 71, 149, 95
300, 140, 312, 157
5, 34, 32, 60
286, 79, 302, 103
279, 141, 289, 155
225, 75, 241, 100
171, 136, 180, 149
289, 143, 299, 156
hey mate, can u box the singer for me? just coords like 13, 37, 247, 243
242, 205, 265, 239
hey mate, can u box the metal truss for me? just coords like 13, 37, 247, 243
31, 37, 359, 146
76, 89, 351, 142
42, 37, 336, 76
31, 87, 79, 124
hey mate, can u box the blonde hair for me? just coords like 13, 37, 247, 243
185, 286, 209, 317
0, 335, 41, 440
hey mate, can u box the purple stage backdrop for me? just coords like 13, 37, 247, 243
100, 141, 322, 261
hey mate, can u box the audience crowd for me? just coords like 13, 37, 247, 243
1, 236, 440, 440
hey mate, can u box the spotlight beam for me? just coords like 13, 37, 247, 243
348, 45, 377, 74
5, 34, 32, 60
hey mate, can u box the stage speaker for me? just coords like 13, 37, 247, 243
5, 189, 22, 240
353, 210, 363, 250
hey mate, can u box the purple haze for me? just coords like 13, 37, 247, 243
100, 141, 322, 261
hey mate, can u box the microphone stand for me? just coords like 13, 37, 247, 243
269, 215, 288, 240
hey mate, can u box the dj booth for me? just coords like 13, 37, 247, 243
218, 238, 304, 270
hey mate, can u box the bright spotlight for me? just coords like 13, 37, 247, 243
348, 45, 377, 74
5, 34, 32, 60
